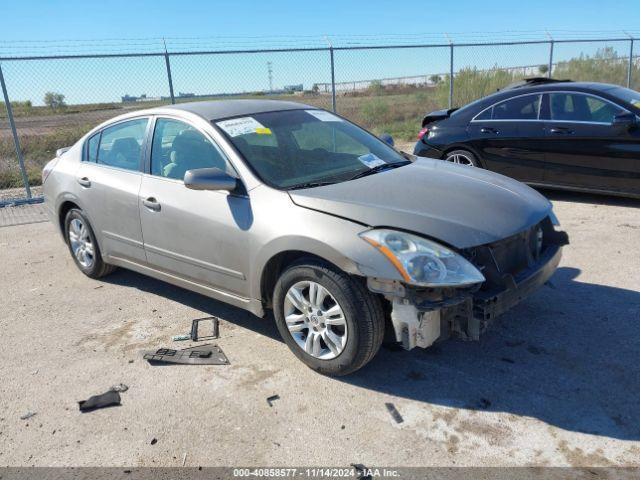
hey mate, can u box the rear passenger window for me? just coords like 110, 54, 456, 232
491, 95, 541, 120
95, 118, 148, 171
86, 133, 100, 163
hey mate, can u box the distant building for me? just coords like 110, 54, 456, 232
283, 84, 303, 93
121, 93, 162, 103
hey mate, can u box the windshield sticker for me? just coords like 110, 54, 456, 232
631, 99, 640, 108
255, 127, 272, 135
358, 153, 386, 169
217, 117, 266, 137
305, 110, 343, 122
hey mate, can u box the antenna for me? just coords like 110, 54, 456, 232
267, 61, 273, 92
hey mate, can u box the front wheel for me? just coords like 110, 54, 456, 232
445, 149, 478, 167
273, 260, 385, 376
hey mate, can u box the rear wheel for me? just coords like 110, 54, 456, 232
445, 149, 478, 167
273, 260, 384, 376
64, 208, 115, 279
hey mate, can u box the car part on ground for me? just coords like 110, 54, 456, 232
78, 390, 121, 413
143, 345, 229, 365
44, 100, 567, 375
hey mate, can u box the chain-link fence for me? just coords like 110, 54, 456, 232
1, 35, 638, 204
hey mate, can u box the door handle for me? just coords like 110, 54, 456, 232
549, 127, 575, 135
142, 197, 161, 212
76, 176, 91, 187
480, 127, 499, 134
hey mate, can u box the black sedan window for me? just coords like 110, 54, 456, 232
549, 93, 624, 123
475, 95, 541, 121
492, 95, 540, 120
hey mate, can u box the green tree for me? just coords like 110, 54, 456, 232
368, 80, 385, 95
44, 92, 66, 111
538, 64, 549, 75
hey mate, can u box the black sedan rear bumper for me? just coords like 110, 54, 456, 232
413, 140, 443, 159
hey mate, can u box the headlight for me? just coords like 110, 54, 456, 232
360, 229, 485, 287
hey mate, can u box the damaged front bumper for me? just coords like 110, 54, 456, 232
367, 221, 567, 350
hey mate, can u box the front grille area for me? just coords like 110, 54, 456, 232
463, 217, 551, 295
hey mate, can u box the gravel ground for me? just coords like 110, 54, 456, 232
0, 190, 639, 467
0, 186, 42, 203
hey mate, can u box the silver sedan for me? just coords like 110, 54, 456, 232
43, 100, 567, 375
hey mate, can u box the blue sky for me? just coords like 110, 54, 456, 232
3, 0, 640, 42
1, 0, 639, 105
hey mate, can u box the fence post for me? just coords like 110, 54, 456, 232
0, 62, 32, 199
628, 38, 635, 88
163, 41, 175, 105
448, 43, 454, 109
329, 46, 337, 113
548, 40, 554, 78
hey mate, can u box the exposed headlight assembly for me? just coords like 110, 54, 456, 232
360, 229, 485, 287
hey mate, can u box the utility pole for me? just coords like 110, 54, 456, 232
267, 62, 273, 92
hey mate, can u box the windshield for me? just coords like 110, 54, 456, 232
605, 86, 640, 110
214, 109, 409, 189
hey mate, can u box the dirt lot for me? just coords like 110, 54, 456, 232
0, 190, 639, 467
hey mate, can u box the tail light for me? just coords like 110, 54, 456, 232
42, 157, 59, 184
418, 127, 429, 140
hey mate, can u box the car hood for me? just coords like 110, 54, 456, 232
288, 158, 552, 249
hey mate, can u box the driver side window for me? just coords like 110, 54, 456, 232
151, 118, 232, 181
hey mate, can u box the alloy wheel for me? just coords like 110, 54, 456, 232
446, 152, 475, 166
68, 218, 95, 268
283, 280, 347, 360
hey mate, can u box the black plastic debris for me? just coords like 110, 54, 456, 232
266, 395, 280, 407
191, 317, 220, 341
172, 317, 220, 342
384, 402, 404, 424
20, 412, 37, 420
143, 344, 229, 365
79, 390, 121, 413
351, 464, 373, 480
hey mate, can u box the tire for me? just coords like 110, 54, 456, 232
445, 149, 478, 167
64, 208, 116, 279
273, 259, 385, 376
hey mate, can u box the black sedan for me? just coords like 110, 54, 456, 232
413, 78, 640, 198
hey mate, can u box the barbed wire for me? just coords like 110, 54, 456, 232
1, 30, 639, 57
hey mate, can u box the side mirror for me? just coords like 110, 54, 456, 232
184, 167, 238, 191
379, 133, 394, 147
612, 112, 637, 130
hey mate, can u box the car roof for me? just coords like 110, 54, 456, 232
445, 80, 635, 122
160, 99, 315, 121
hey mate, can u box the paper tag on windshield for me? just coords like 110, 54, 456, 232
358, 153, 386, 169
305, 110, 343, 122
217, 117, 266, 137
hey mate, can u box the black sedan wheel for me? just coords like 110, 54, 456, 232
445, 149, 478, 167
